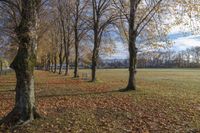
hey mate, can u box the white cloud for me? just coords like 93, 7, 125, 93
172, 35, 200, 51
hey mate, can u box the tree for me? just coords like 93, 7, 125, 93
90, 0, 118, 82
114, 0, 165, 91
0, 0, 41, 128
72, 0, 89, 78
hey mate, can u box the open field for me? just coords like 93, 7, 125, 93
0, 69, 200, 133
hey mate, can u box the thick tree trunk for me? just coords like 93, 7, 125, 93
74, 29, 79, 78
126, 41, 137, 90
125, 0, 137, 91
0, 0, 40, 127
91, 33, 99, 82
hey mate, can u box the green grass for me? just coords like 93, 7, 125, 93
0, 69, 200, 133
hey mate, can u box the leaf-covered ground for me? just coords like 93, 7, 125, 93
0, 69, 200, 133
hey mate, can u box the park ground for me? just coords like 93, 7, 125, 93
0, 69, 200, 133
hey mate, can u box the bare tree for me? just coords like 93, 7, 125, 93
90, 0, 118, 82
191, 47, 200, 66
63, 0, 74, 76
114, 0, 164, 91
72, 0, 89, 78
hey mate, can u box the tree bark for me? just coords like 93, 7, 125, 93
91, 30, 99, 82
91, 51, 97, 82
0, 0, 40, 127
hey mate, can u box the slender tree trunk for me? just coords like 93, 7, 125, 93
0, 60, 2, 72
74, 28, 79, 78
65, 36, 70, 76
50, 56, 54, 72
59, 43, 63, 74
65, 57, 69, 76
125, 0, 137, 91
0, 0, 40, 127
65, 37, 70, 76
61, 16, 70, 76
54, 55, 57, 73
91, 51, 97, 82
47, 53, 51, 72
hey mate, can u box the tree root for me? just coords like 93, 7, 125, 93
0, 107, 19, 127
0, 107, 41, 131
119, 87, 136, 92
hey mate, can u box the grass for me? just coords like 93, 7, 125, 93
0, 69, 200, 133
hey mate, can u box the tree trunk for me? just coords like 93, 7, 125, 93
125, 0, 137, 91
74, 28, 79, 78
0, 60, 2, 72
47, 53, 51, 72
91, 32, 99, 82
50, 56, 54, 72
65, 38, 70, 76
91, 52, 97, 82
0, 0, 40, 127
54, 55, 57, 73
59, 43, 63, 74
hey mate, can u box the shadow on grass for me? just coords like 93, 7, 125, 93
0, 89, 15, 93
37, 88, 132, 98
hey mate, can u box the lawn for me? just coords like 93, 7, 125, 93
0, 69, 200, 133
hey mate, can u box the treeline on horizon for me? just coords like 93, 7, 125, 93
39, 46, 200, 70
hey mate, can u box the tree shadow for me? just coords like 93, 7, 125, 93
0, 89, 15, 93
37, 89, 124, 98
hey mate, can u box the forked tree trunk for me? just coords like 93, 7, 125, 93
125, 0, 137, 91
0, 0, 40, 127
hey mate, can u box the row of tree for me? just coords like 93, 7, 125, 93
35, 0, 171, 89
0, 0, 197, 128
